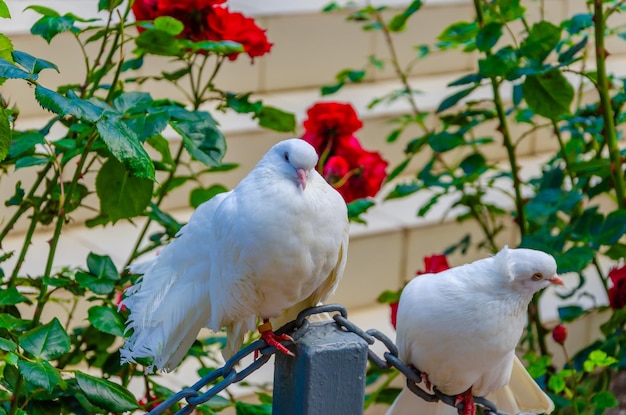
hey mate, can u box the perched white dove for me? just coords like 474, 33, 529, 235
387, 247, 562, 415
120, 138, 349, 372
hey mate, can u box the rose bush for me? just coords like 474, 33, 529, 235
132, 0, 272, 60
0, 0, 290, 413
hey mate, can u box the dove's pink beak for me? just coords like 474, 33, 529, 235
297, 168, 308, 190
548, 275, 564, 285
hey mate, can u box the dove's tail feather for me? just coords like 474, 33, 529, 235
492, 356, 555, 413
386, 357, 554, 415
120, 244, 214, 372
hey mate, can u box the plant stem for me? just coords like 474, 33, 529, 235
473, 0, 527, 235
371, 7, 427, 133
593, 0, 626, 209
31, 135, 97, 327
125, 142, 186, 268
0, 163, 52, 243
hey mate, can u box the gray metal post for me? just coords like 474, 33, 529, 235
272, 320, 369, 415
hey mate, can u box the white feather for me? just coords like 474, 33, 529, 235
120, 139, 349, 372
387, 247, 558, 414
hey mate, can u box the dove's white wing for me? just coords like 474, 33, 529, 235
120, 193, 230, 372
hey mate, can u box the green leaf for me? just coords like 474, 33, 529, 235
478, 46, 519, 77
147, 135, 174, 166
0, 57, 32, 80
436, 85, 477, 113
170, 111, 225, 167
388, 0, 422, 32
256, 106, 296, 132
597, 210, 626, 246
95, 158, 153, 222
557, 305, 585, 322
75, 371, 139, 412
24, 5, 60, 17
428, 131, 465, 152
75, 271, 115, 295
87, 252, 119, 280
17, 359, 64, 392
96, 112, 155, 179
0, 314, 30, 331
12, 50, 58, 75
347, 199, 375, 223
521, 21, 561, 62
476, 22, 502, 52
385, 182, 420, 200
87, 306, 124, 337
377, 289, 402, 304
605, 243, 626, 260
34, 85, 102, 122
591, 391, 618, 409
0, 108, 10, 162
0, 33, 14, 63
154, 16, 184, 35
112, 91, 152, 113
0, 337, 16, 352
190, 185, 228, 208
548, 373, 566, 393
98, 0, 124, 11
0, 0, 10, 18
15, 155, 49, 169
135, 29, 181, 56
225, 93, 263, 114
522, 70, 573, 119
30, 14, 76, 43
0, 287, 28, 306
235, 401, 272, 415
557, 246, 594, 273
19, 318, 70, 360
460, 153, 487, 175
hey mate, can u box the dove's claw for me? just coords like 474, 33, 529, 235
258, 320, 295, 357
420, 371, 432, 391
455, 389, 475, 415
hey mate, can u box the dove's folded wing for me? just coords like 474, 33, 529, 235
120, 193, 229, 372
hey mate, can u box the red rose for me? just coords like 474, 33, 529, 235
132, 0, 159, 22
552, 324, 567, 345
608, 265, 626, 310
417, 254, 450, 275
301, 102, 387, 203
303, 102, 363, 141
132, 0, 271, 59
206, 7, 273, 60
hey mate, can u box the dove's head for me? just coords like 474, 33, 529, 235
268, 139, 319, 190
497, 246, 563, 294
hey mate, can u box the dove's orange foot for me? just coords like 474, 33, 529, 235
455, 389, 475, 415
258, 320, 295, 357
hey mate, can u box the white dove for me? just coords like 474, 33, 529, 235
119, 138, 349, 372
387, 246, 563, 415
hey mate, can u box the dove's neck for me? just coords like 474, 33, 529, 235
470, 258, 535, 317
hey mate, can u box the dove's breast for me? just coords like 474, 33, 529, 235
210, 175, 348, 323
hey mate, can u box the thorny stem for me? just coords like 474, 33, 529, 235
594, 0, 626, 209
592, 256, 610, 297
371, 5, 427, 133
474, 0, 550, 357
473, 0, 526, 236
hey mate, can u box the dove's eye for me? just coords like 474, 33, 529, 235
531, 273, 543, 281
283, 152, 290, 162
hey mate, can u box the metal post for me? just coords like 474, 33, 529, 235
272, 320, 369, 415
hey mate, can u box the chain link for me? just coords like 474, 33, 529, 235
147, 304, 517, 415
